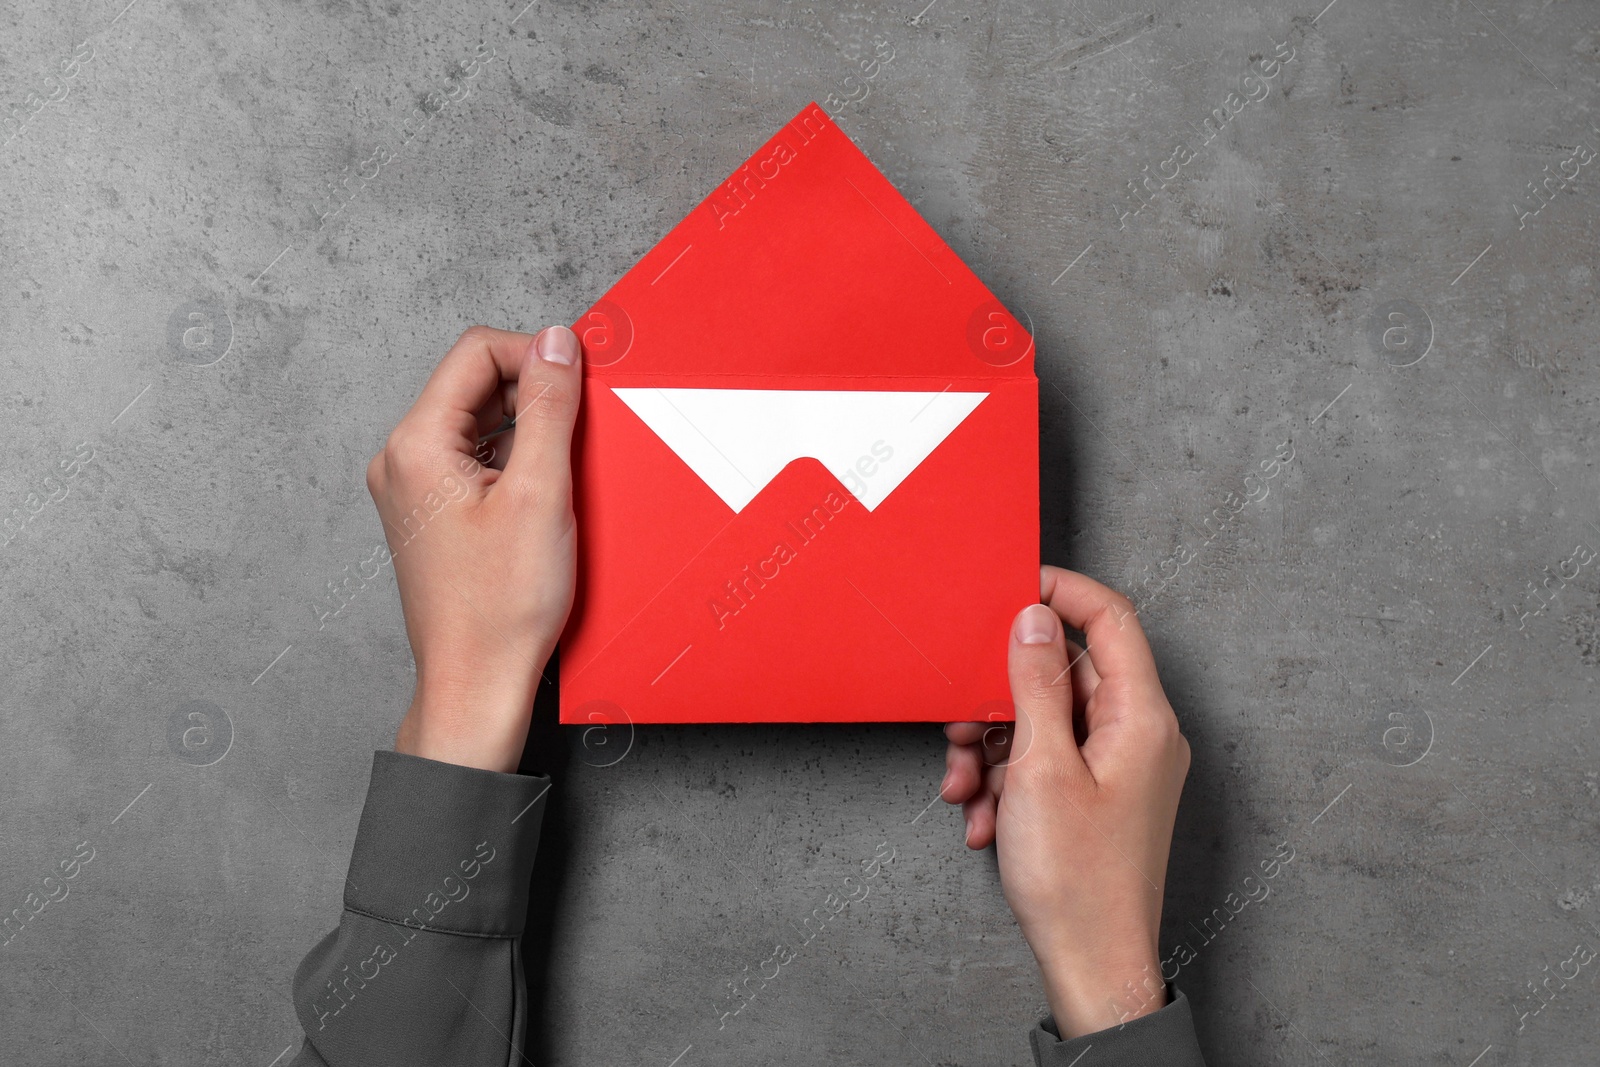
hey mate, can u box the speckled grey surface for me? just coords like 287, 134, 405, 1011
3, 0, 1598, 1064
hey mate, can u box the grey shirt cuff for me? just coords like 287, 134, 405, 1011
290, 751, 552, 1065
342, 750, 550, 937
1029, 985, 1206, 1066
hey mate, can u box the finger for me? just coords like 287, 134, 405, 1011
979, 719, 1012, 767
499, 325, 582, 500
1063, 637, 1098, 746
962, 791, 997, 850
942, 741, 984, 803
982, 758, 1007, 801
472, 382, 513, 438
470, 386, 514, 477
1008, 603, 1090, 781
411, 327, 537, 451
476, 427, 513, 472
944, 721, 988, 746
1040, 565, 1162, 694
1061, 637, 1102, 724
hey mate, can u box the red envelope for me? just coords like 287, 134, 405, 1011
559, 102, 1038, 724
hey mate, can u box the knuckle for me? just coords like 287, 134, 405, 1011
1160, 719, 1188, 761
1153, 713, 1183, 746
1026, 682, 1062, 711
1011, 637, 1065, 687
520, 379, 577, 422
456, 324, 495, 348
1100, 591, 1138, 627
384, 430, 436, 475
1129, 710, 1178, 749
1017, 665, 1064, 707
365, 451, 385, 494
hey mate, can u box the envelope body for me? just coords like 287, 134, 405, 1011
559, 102, 1039, 725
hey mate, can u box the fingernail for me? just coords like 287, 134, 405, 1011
963, 814, 975, 846
1014, 603, 1058, 645
939, 769, 953, 798
537, 324, 579, 365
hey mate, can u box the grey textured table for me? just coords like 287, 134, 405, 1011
3, 1, 1597, 1064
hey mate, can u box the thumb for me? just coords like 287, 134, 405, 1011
1007, 603, 1090, 779
500, 325, 582, 502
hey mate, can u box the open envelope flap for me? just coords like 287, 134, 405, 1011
570, 102, 1037, 383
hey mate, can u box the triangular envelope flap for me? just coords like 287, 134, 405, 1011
612, 387, 987, 512
581, 103, 1035, 382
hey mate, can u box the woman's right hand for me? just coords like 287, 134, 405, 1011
940, 566, 1191, 1038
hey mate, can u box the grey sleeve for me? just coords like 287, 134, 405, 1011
288, 750, 550, 1067
1029, 986, 1207, 1066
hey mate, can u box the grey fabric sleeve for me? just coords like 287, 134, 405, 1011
288, 750, 550, 1067
1029, 986, 1206, 1066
